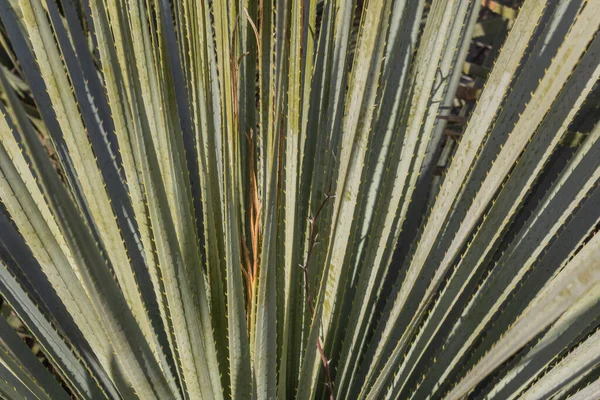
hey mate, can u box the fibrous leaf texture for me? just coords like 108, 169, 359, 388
0, 0, 598, 399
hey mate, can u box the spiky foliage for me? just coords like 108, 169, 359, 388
0, 0, 598, 398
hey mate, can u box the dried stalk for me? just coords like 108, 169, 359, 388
300, 190, 335, 400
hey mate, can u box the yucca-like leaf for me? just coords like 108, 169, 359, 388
0, 0, 598, 399
0, 310, 69, 400
446, 227, 600, 399
0, 260, 110, 399
0, 64, 174, 398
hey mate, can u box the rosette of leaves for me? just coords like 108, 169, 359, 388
0, 0, 598, 399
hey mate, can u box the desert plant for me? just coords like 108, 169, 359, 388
0, 0, 598, 398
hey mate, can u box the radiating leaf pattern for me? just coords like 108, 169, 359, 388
0, 0, 598, 399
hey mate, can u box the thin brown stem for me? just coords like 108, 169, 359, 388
300, 189, 335, 400
242, 129, 261, 330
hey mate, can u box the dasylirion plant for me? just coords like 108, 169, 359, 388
0, 0, 598, 398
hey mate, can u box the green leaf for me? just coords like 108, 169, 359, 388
0, 260, 109, 400
0, 313, 69, 400
446, 228, 600, 399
